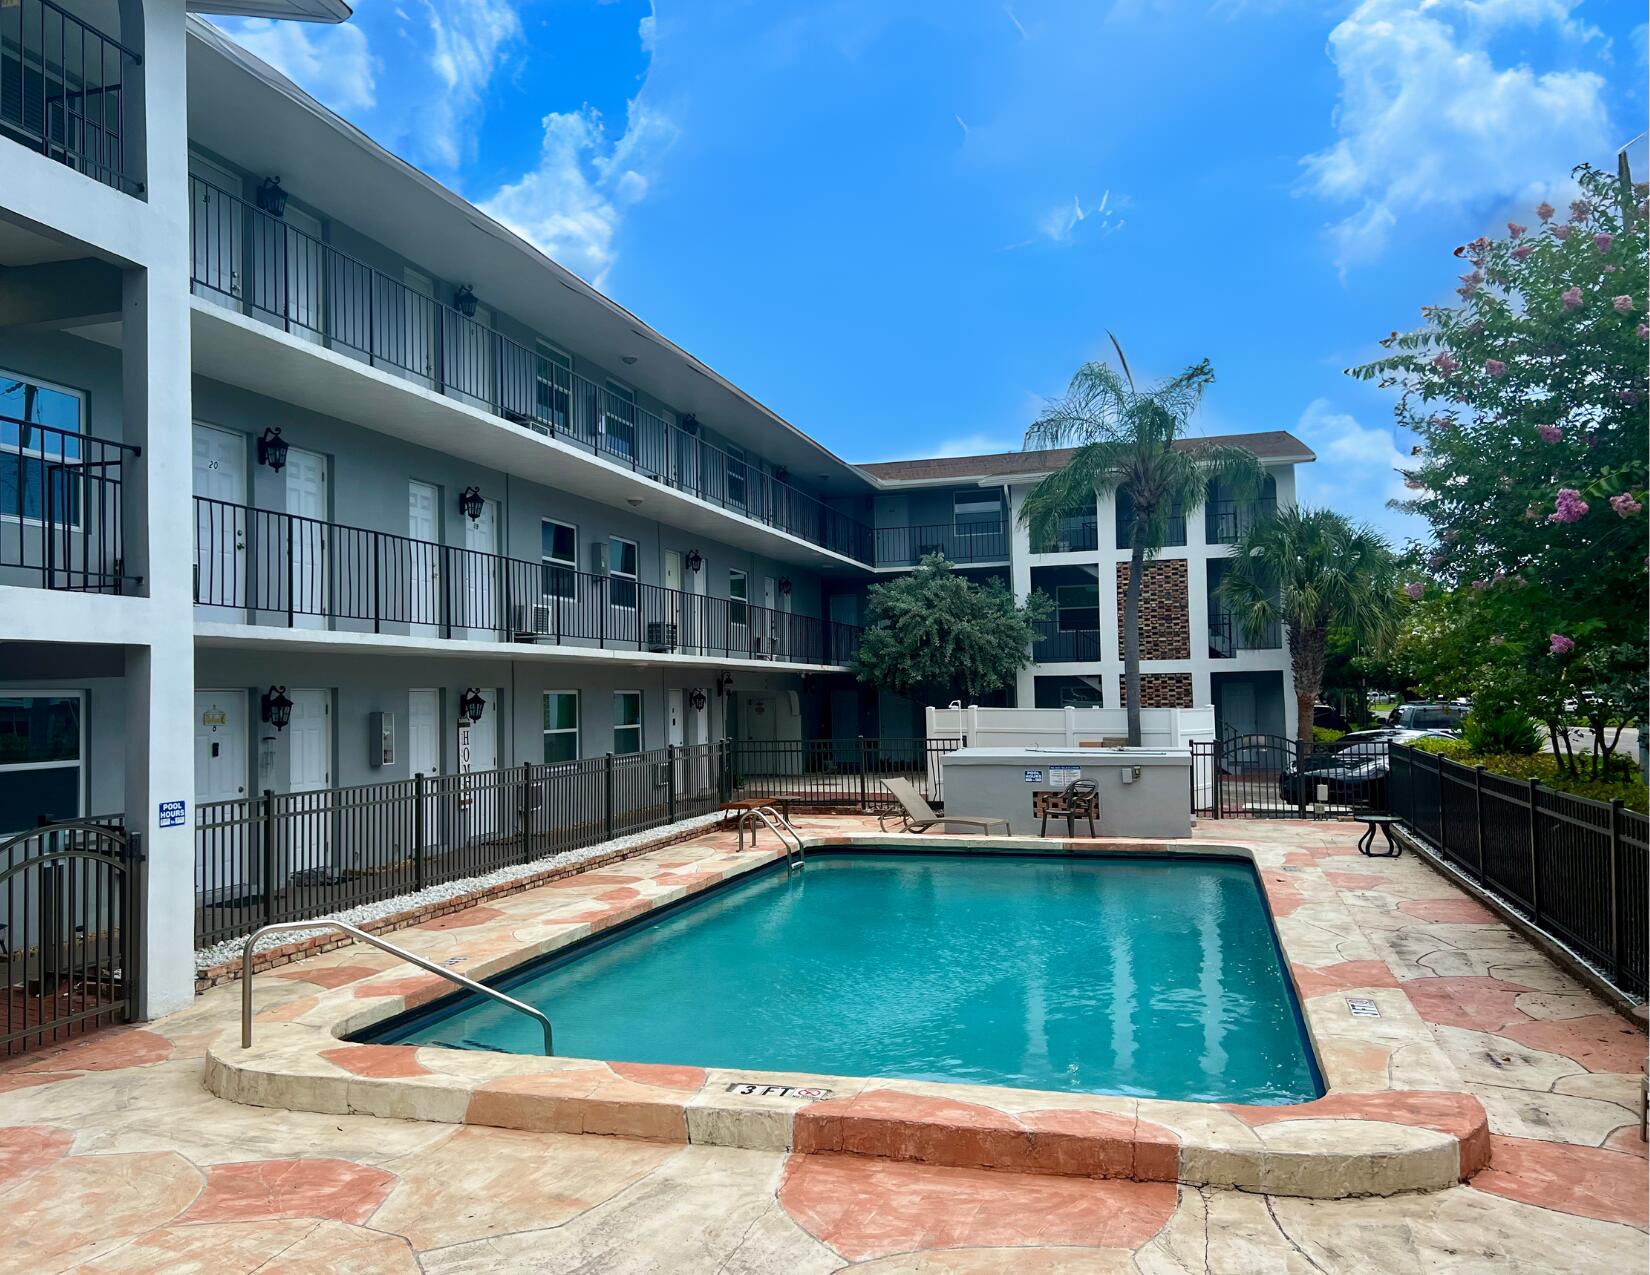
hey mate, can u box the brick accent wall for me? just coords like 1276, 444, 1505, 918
1119, 673, 1195, 709
1115, 560, 1190, 660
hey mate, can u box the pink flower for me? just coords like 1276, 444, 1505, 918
1471, 578, 1488, 590
1548, 488, 1590, 523
1638, 323, 1650, 341
1613, 295, 1635, 314
1536, 201, 1555, 222
1507, 222, 1527, 238
1553, 224, 1571, 241
1404, 478, 1426, 490
1427, 553, 1445, 569
1610, 492, 1643, 518
1403, 582, 1425, 600
1511, 244, 1533, 262
1548, 634, 1574, 656
1432, 352, 1458, 374
1561, 286, 1582, 310
1485, 359, 1507, 377
1620, 390, 1642, 406
1594, 232, 1614, 253
1536, 424, 1562, 443
1570, 199, 1590, 221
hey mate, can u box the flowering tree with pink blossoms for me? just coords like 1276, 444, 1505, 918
1350, 163, 1647, 776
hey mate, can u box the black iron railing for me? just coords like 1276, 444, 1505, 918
192, 496, 862, 666
0, 0, 139, 192
195, 736, 961, 947
1033, 619, 1101, 663
1207, 610, 1281, 657
1205, 497, 1276, 545
1031, 512, 1099, 554
187, 177, 874, 563
1388, 744, 1647, 998
1, 416, 139, 592
873, 521, 1010, 567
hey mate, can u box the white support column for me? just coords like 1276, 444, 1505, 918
1096, 490, 1122, 686
1007, 484, 1036, 706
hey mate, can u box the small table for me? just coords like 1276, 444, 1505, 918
1355, 814, 1400, 858
721, 798, 792, 830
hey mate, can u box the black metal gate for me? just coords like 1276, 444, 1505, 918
2, 817, 143, 1058
1192, 734, 1389, 819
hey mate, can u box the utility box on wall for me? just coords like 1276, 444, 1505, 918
369, 712, 395, 768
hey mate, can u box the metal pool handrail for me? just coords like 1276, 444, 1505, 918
239, 919, 554, 1055
739, 805, 806, 869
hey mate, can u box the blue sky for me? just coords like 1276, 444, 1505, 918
216, 0, 1647, 545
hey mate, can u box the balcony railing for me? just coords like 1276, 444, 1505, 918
872, 521, 1009, 568
192, 496, 862, 666
1031, 512, 1099, 555
1, 0, 139, 192
1205, 497, 1276, 545
1033, 619, 1101, 663
1, 416, 138, 592
187, 177, 873, 564
1208, 611, 1280, 657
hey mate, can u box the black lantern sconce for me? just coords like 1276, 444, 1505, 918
684, 549, 704, 573
715, 672, 734, 698
256, 176, 289, 218
689, 688, 708, 712
459, 688, 486, 725
773, 467, 790, 485
458, 485, 485, 523
777, 578, 792, 597
257, 427, 290, 472
680, 413, 700, 435
454, 285, 478, 318
260, 686, 294, 732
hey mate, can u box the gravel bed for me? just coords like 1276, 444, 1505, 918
194, 811, 727, 972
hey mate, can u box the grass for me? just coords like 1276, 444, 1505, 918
1413, 738, 1649, 813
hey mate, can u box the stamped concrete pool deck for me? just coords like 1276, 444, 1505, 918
0, 816, 1644, 1273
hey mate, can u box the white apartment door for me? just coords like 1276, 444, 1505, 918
461, 691, 500, 841
192, 424, 246, 618
664, 550, 684, 649
285, 447, 328, 628
760, 577, 777, 658
190, 156, 243, 308
285, 690, 332, 874
776, 580, 792, 660
194, 691, 248, 902
408, 689, 440, 846
446, 303, 493, 406
403, 268, 436, 383
461, 497, 498, 639
407, 481, 441, 634
284, 204, 325, 343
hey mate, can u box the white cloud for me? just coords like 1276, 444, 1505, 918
1011, 191, 1126, 249
639, 11, 658, 53
1301, 0, 1611, 268
480, 97, 676, 285
1292, 398, 1423, 540
422, 0, 523, 168
216, 18, 377, 114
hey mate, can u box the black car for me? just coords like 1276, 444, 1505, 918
1277, 729, 1452, 806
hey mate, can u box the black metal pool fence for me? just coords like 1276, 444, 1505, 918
1388, 744, 1647, 1000
194, 736, 960, 948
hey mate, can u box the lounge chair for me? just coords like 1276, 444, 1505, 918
877, 777, 1010, 835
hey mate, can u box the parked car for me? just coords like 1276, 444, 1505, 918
1277, 728, 1454, 806
1386, 702, 1467, 734
1313, 703, 1350, 733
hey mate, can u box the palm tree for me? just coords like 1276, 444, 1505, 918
1219, 507, 1400, 750
1019, 338, 1264, 745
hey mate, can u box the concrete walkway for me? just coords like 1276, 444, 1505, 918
0, 817, 1643, 1273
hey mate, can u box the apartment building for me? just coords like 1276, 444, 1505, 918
0, 1, 1308, 1021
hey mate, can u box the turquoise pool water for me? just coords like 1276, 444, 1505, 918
362, 852, 1323, 1103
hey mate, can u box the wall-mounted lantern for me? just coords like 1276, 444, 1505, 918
689, 688, 708, 712
684, 549, 704, 573
459, 688, 487, 724
777, 578, 792, 597
680, 414, 700, 435
260, 686, 294, 731
256, 177, 289, 218
256, 427, 289, 472
715, 672, 733, 698
453, 284, 478, 318
458, 485, 485, 523
773, 467, 790, 485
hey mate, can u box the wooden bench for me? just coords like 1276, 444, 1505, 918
1354, 813, 1400, 858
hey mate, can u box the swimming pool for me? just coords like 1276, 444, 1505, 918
360, 851, 1324, 1104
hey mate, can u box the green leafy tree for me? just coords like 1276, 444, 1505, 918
852, 554, 1052, 707
1350, 162, 1647, 772
1219, 508, 1402, 750
1019, 338, 1264, 744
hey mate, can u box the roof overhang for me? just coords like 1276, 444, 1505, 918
188, 0, 351, 23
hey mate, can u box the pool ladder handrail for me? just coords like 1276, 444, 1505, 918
738, 805, 806, 869
238, 919, 554, 1055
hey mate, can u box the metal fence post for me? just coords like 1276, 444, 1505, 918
667, 745, 678, 824
1472, 765, 1486, 885
258, 789, 276, 926
1295, 740, 1308, 819
1527, 777, 1543, 923
518, 763, 533, 863
1213, 739, 1223, 819
604, 753, 615, 841
1608, 798, 1624, 985
1438, 758, 1450, 858
413, 772, 426, 892
858, 736, 869, 812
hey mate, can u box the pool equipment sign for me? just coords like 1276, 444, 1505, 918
1049, 766, 1082, 785
158, 799, 186, 828
1023, 768, 1044, 783
1345, 997, 1381, 1019
725, 1083, 833, 1100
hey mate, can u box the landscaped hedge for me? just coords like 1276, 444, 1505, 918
1412, 737, 1648, 813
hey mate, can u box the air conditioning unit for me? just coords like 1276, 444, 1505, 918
588, 541, 609, 576
646, 621, 678, 652
512, 602, 551, 639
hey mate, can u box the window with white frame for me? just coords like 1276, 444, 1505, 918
609, 536, 638, 610
601, 381, 637, 460
728, 569, 749, 628
0, 693, 84, 833
541, 519, 577, 601
613, 691, 642, 756
724, 444, 748, 508
542, 691, 579, 763
2, 371, 86, 528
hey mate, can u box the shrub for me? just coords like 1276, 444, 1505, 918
1462, 707, 1542, 756
1313, 726, 1346, 745
1413, 737, 1473, 760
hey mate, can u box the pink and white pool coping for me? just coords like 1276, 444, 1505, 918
206, 827, 1493, 1199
